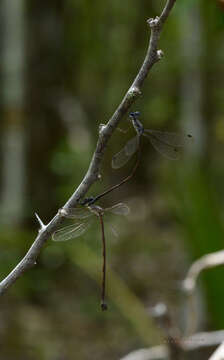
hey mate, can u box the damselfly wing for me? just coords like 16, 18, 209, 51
59, 207, 93, 219
112, 136, 140, 169
52, 222, 91, 242
104, 203, 130, 215
112, 118, 193, 168
52, 203, 130, 242
144, 129, 193, 147
143, 130, 193, 160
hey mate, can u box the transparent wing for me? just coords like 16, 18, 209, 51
105, 203, 130, 216
61, 207, 93, 219
52, 222, 90, 242
125, 135, 140, 156
144, 129, 193, 147
144, 133, 181, 160
109, 224, 119, 238
112, 136, 139, 169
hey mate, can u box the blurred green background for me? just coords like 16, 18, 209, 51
0, 0, 224, 359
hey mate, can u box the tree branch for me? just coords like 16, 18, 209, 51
181, 250, 224, 337
183, 250, 224, 294
0, 0, 177, 295
209, 342, 224, 360
120, 330, 224, 360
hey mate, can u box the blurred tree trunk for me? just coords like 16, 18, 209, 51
0, 0, 26, 225
177, 1, 224, 330
26, 1, 65, 222
179, 1, 205, 160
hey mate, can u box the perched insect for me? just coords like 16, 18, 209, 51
112, 111, 193, 169
52, 203, 130, 310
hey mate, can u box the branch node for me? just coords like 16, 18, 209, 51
147, 16, 160, 29
35, 213, 46, 231
157, 49, 164, 60
58, 208, 68, 217
99, 123, 107, 136
127, 86, 141, 98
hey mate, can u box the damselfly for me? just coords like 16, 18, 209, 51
52, 203, 130, 310
112, 111, 193, 169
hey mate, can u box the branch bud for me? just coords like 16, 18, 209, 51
99, 123, 107, 136
147, 16, 160, 28
157, 49, 164, 60
58, 208, 68, 217
128, 86, 141, 98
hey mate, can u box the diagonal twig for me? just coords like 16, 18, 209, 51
183, 250, 224, 294
0, 0, 177, 296
120, 330, 224, 360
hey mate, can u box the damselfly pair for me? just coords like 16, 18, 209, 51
52, 203, 130, 310
52, 112, 193, 310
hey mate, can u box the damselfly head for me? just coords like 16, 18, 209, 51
129, 111, 140, 119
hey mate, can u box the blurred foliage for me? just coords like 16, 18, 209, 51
0, 0, 224, 359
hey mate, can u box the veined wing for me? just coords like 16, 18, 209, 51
52, 222, 90, 242
112, 136, 139, 169
105, 203, 130, 216
143, 133, 180, 160
144, 129, 193, 147
61, 207, 93, 219
109, 224, 119, 238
